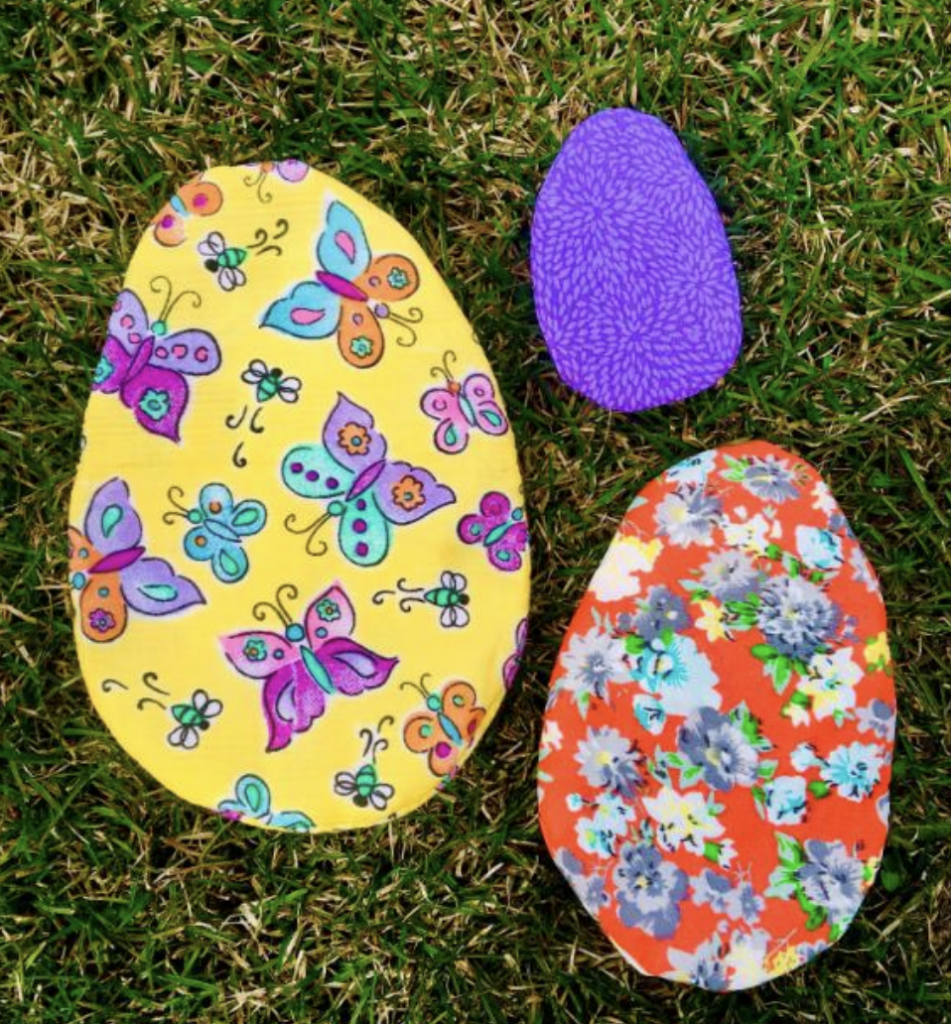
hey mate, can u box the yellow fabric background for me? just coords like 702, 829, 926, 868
68, 164, 529, 832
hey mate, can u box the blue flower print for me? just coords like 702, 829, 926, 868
574, 726, 644, 797
677, 706, 759, 791
554, 848, 610, 916
763, 775, 807, 825
613, 842, 689, 938
740, 454, 800, 503
631, 585, 691, 641
856, 698, 895, 742
756, 575, 841, 661
690, 869, 764, 923
796, 840, 864, 925
655, 485, 723, 547
819, 741, 886, 801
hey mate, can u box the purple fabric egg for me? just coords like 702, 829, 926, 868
530, 109, 742, 413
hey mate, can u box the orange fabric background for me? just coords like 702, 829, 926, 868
538, 441, 894, 989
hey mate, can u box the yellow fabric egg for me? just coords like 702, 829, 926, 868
68, 161, 529, 832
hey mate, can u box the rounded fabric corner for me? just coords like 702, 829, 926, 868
530, 108, 743, 413
68, 160, 530, 834
538, 441, 894, 991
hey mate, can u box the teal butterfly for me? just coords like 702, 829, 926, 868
165, 483, 266, 583
281, 393, 455, 566
217, 773, 314, 831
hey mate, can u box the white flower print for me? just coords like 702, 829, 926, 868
631, 633, 722, 716
811, 479, 838, 515
589, 536, 662, 602
795, 525, 844, 573
721, 512, 781, 556
664, 933, 728, 991
665, 451, 717, 486
540, 719, 563, 753
557, 626, 628, 706
790, 742, 818, 773
642, 785, 725, 855
763, 775, 808, 825
797, 647, 863, 721
722, 929, 773, 990
849, 545, 880, 594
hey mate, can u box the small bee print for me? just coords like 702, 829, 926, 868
241, 359, 302, 405
333, 716, 395, 811
196, 219, 287, 293
167, 689, 223, 750
224, 359, 302, 469
372, 571, 470, 628
198, 232, 248, 291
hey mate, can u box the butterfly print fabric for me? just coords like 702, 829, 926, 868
69, 161, 530, 832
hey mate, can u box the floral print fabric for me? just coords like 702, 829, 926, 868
538, 442, 894, 991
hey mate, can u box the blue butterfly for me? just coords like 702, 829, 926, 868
281, 393, 455, 567
165, 483, 266, 583
217, 773, 314, 831
261, 200, 421, 368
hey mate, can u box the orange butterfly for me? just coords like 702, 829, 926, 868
261, 199, 422, 369
402, 678, 486, 777
68, 478, 204, 644
151, 177, 223, 247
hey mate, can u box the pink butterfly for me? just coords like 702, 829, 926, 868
93, 284, 221, 442
458, 492, 529, 573
421, 351, 509, 454
503, 617, 529, 690
221, 583, 398, 753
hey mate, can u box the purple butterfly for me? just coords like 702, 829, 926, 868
281, 393, 456, 565
244, 159, 310, 202
221, 583, 398, 753
92, 284, 221, 442
68, 478, 205, 643
457, 492, 529, 573
503, 617, 529, 690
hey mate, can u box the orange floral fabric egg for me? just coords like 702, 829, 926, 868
538, 442, 894, 991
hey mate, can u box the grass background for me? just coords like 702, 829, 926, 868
2, 0, 950, 1021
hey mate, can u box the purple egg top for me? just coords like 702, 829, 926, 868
530, 109, 742, 413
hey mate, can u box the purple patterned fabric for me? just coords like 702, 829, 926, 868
530, 109, 742, 413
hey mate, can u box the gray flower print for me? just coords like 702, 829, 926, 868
756, 575, 841, 661
614, 842, 689, 939
677, 706, 759, 791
